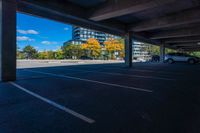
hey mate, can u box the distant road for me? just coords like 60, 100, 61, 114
17, 59, 124, 68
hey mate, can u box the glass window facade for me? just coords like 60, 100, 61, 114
72, 26, 120, 44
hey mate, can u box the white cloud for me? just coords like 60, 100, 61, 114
17, 29, 39, 35
41, 41, 58, 45
64, 27, 69, 31
17, 36, 35, 41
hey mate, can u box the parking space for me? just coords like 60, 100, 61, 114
1, 63, 200, 133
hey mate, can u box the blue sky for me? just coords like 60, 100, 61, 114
17, 13, 72, 51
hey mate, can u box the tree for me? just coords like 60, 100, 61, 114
147, 45, 160, 55
17, 47, 26, 59
81, 38, 101, 59
165, 48, 177, 54
189, 52, 200, 57
145, 44, 177, 56
38, 51, 48, 59
104, 38, 124, 59
37, 51, 55, 59
55, 49, 64, 59
62, 43, 83, 59
23, 45, 38, 59
46, 51, 56, 59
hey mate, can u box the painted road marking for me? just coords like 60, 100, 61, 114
10, 82, 95, 124
25, 69, 153, 93
73, 66, 182, 75
53, 68, 174, 81
101, 67, 182, 75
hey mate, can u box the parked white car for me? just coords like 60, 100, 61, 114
165, 53, 200, 64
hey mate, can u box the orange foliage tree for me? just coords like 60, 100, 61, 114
81, 38, 101, 59
104, 38, 124, 59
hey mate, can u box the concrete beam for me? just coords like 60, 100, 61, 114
0, 0, 16, 81
19, 0, 86, 17
171, 43, 200, 46
132, 33, 160, 45
182, 47, 200, 52
172, 43, 200, 47
163, 36, 200, 44
150, 28, 200, 39
129, 8, 200, 32
177, 47, 200, 52
89, 0, 175, 21
181, 48, 200, 51
125, 32, 133, 67
17, 0, 126, 36
176, 45, 200, 48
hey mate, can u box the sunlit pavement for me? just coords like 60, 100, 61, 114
1, 62, 200, 133
17, 59, 124, 68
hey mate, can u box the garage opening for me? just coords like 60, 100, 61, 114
17, 13, 125, 69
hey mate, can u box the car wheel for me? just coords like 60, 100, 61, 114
167, 59, 174, 64
188, 59, 195, 64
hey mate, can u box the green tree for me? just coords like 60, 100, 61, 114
17, 47, 25, 59
23, 45, 38, 59
55, 49, 64, 59
37, 51, 56, 59
46, 51, 56, 59
165, 48, 177, 54
38, 52, 45, 59
148, 45, 160, 55
144, 44, 177, 56
189, 52, 200, 57
62, 44, 83, 59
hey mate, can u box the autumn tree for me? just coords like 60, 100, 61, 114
81, 38, 101, 59
104, 38, 124, 59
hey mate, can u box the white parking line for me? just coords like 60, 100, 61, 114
66, 66, 183, 75
54, 68, 174, 81
24, 69, 153, 93
102, 67, 182, 75
10, 82, 95, 124
132, 69, 182, 75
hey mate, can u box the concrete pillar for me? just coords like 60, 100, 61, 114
125, 32, 133, 67
0, 0, 16, 81
160, 44, 165, 63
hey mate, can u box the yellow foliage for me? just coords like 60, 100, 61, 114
81, 38, 101, 58
104, 38, 124, 52
81, 43, 88, 50
104, 38, 125, 59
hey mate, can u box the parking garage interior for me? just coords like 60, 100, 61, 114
1, 0, 200, 133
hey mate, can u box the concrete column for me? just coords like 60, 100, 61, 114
0, 0, 16, 81
125, 32, 133, 67
160, 44, 165, 63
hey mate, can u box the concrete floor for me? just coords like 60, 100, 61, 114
0, 63, 200, 133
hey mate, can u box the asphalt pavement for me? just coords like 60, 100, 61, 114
0, 62, 200, 133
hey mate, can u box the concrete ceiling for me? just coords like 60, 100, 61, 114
68, 0, 107, 8
17, 0, 200, 51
